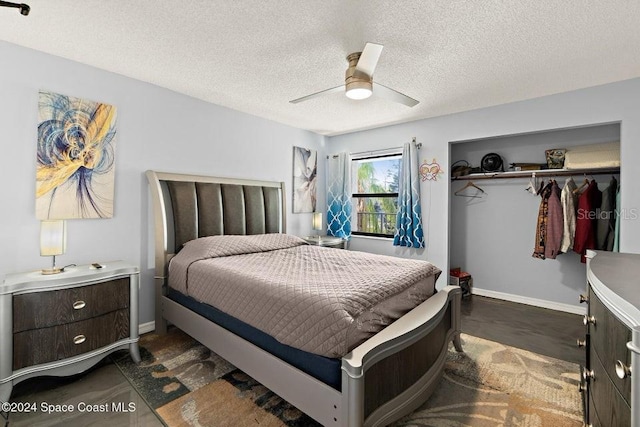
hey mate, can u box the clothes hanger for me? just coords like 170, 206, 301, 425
454, 180, 486, 198
525, 172, 538, 195
573, 177, 590, 194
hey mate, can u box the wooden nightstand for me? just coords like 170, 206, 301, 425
0, 262, 140, 403
303, 235, 347, 249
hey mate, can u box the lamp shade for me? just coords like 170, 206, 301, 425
312, 212, 323, 231
40, 220, 66, 256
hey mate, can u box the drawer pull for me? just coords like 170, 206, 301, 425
576, 339, 586, 348
73, 335, 86, 345
615, 360, 632, 379
582, 369, 595, 381
579, 294, 589, 304
583, 315, 596, 326
72, 300, 86, 310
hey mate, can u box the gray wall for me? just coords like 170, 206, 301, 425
329, 79, 640, 311
0, 41, 326, 325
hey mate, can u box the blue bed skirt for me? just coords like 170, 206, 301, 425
168, 289, 342, 391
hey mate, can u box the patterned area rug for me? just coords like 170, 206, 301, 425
113, 328, 584, 427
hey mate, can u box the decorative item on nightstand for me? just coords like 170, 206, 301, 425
40, 220, 66, 275
303, 235, 346, 249
312, 212, 323, 236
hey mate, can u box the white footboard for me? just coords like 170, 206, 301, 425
342, 285, 462, 426
158, 284, 461, 427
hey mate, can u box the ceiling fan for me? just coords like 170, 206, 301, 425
289, 42, 419, 107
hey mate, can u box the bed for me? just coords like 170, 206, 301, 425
146, 170, 462, 427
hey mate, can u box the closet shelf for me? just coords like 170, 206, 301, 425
451, 167, 620, 181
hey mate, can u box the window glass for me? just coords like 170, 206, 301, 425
352, 154, 401, 237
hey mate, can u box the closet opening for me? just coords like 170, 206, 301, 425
448, 122, 621, 314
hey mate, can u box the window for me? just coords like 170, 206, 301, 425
351, 154, 401, 237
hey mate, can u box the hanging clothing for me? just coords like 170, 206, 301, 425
545, 180, 564, 259
393, 142, 425, 248
614, 186, 621, 252
596, 177, 618, 251
574, 180, 602, 262
532, 181, 551, 259
560, 177, 578, 253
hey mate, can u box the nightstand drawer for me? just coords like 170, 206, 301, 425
13, 278, 129, 332
588, 393, 603, 427
13, 309, 130, 369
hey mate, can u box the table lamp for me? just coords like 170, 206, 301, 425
40, 220, 66, 274
312, 212, 323, 237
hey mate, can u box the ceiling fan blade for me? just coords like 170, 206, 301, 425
354, 42, 383, 79
373, 82, 419, 107
289, 85, 344, 104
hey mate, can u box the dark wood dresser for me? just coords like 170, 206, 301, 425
0, 262, 140, 403
581, 251, 640, 427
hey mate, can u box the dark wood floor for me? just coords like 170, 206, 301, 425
461, 295, 585, 365
6, 361, 163, 426
3, 295, 585, 426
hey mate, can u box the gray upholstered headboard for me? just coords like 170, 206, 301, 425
146, 170, 286, 279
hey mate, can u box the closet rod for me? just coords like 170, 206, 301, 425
452, 167, 620, 181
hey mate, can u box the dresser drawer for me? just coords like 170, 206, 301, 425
13, 277, 130, 332
588, 286, 632, 403
588, 393, 603, 427
13, 309, 130, 369
589, 343, 630, 426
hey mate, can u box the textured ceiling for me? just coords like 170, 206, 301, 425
1, 1, 639, 136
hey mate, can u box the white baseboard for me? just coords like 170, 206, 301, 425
471, 287, 586, 315
139, 321, 155, 335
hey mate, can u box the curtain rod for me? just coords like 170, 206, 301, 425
328, 137, 421, 159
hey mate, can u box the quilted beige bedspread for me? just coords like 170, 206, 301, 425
168, 234, 440, 358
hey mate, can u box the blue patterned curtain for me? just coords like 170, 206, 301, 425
326, 152, 352, 239
393, 142, 424, 247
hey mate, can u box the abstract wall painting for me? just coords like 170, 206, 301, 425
292, 146, 317, 213
36, 91, 117, 219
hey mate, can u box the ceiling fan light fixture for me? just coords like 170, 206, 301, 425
345, 81, 372, 100
289, 42, 419, 107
